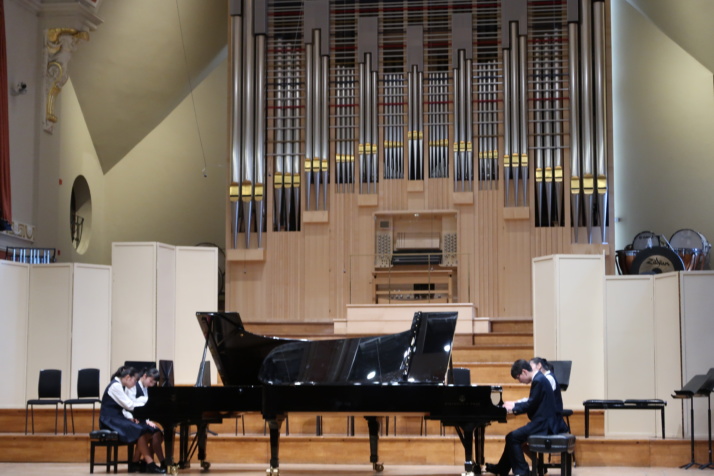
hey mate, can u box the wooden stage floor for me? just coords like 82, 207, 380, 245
0, 463, 706, 476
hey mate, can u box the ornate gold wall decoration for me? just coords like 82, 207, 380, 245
44, 28, 89, 134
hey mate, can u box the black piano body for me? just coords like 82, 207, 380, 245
257, 310, 507, 475
138, 311, 506, 475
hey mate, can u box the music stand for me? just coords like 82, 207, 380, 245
159, 360, 174, 388
699, 369, 714, 470
673, 374, 709, 469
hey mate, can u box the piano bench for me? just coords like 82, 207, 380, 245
89, 430, 134, 474
528, 433, 576, 476
583, 399, 667, 439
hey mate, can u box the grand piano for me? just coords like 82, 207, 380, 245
136, 311, 507, 476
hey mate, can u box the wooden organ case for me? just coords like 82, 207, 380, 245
225, 0, 614, 324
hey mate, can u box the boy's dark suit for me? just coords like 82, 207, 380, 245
490, 371, 568, 476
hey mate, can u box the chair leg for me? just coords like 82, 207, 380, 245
24, 404, 29, 435
70, 405, 76, 434
112, 444, 119, 474
90, 442, 96, 474
53, 403, 59, 435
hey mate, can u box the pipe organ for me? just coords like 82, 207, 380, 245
226, 0, 613, 322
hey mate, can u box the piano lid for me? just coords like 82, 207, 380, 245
196, 312, 303, 386
258, 311, 458, 385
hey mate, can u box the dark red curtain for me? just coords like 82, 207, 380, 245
0, 1, 12, 230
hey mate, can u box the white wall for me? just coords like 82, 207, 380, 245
612, 0, 714, 250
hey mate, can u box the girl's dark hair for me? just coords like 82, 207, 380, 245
144, 368, 160, 380
530, 357, 552, 372
112, 365, 138, 379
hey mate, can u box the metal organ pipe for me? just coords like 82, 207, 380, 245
304, 42, 313, 210
274, 42, 285, 231
593, 0, 608, 243
509, 23, 520, 205
579, 0, 595, 243
311, 29, 322, 209
502, 48, 511, 206
518, 33, 528, 206
568, 21, 581, 241
229, 9, 243, 248
463, 59, 474, 189
242, 0, 256, 249
321, 54, 329, 209
358, 61, 365, 194
254, 34, 267, 247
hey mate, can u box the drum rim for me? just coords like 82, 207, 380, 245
632, 230, 659, 250
670, 228, 709, 250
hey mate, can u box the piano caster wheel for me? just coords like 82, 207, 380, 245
372, 462, 384, 472
167, 464, 180, 475
266, 467, 279, 475
200, 460, 211, 471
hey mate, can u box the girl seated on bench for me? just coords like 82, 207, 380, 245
99, 366, 166, 474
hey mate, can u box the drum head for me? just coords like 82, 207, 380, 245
632, 231, 659, 250
670, 229, 704, 250
631, 246, 684, 274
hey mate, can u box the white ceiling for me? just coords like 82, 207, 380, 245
64, 0, 714, 173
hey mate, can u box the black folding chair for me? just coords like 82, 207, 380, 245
64, 368, 101, 434
25, 369, 63, 434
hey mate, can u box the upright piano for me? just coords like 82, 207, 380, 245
136, 311, 507, 476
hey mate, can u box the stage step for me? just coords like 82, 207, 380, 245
452, 345, 533, 362
0, 432, 707, 469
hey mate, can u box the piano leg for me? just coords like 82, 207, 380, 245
450, 421, 482, 476
365, 416, 384, 472
179, 422, 190, 469
196, 422, 211, 470
159, 422, 179, 475
266, 415, 286, 475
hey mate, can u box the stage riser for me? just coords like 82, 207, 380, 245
473, 333, 534, 346
0, 409, 606, 438
452, 345, 534, 363
0, 434, 709, 468
490, 320, 533, 334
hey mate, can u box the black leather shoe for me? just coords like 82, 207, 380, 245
128, 462, 140, 473
139, 460, 148, 473
145, 462, 166, 474
485, 463, 503, 475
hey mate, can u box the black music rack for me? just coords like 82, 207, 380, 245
673, 372, 714, 469
4, 247, 56, 264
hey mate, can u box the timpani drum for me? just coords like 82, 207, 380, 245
615, 249, 638, 275
670, 229, 711, 270
632, 231, 660, 250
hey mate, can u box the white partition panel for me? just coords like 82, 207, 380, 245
679, 271, 714, 439
0, 261, 30, 408
652, 273, 683, 438
533, 255, 605, 410
27, 264, 73, 400
174, 247, 218, 385
71, 264, 112, 398
604, 275, 656, 437
156, 245, 177, 367
532, 257, 557, 359
111, 242, 175, 370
